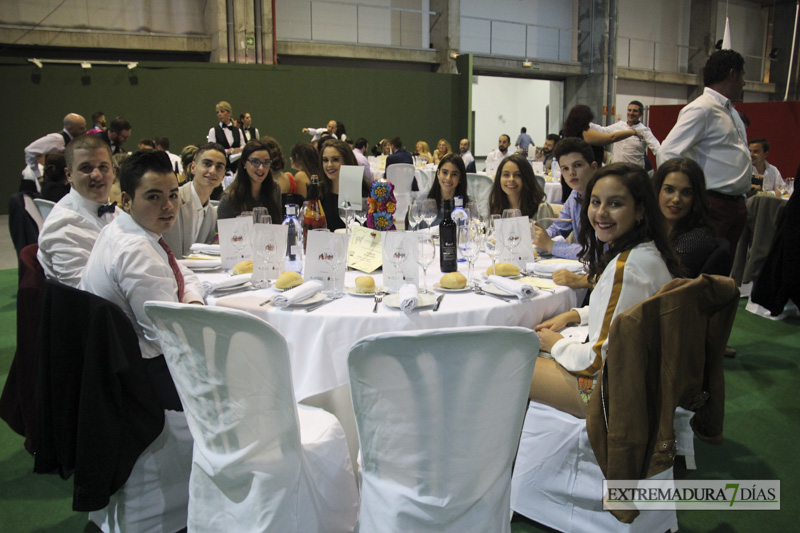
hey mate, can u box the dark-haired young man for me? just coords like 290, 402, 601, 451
95, 116, 132, 155
749, 137, 784, 197
658, 49, 751, 249
353, 137, 373, 181
81, 149, 203, 532
594, 100, 660, 168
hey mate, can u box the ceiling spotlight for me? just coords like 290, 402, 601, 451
127, 62, 138, 70
523, 60, 532, 68
450, 52, 459, 59
30, 58, 43, 68
81, 62, 92, 69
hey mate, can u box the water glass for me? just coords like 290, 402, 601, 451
417, 233, 435, 293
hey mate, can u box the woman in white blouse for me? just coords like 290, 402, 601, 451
532, 163, 684, 418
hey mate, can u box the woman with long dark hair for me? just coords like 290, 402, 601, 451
653, 157, 716, 277
562, 104, 639, 167
318, 140, 365, 231
217, 140, 281, 221
424, 153, 470, 227
532, 163, 683, 417
488, 153, 553, 224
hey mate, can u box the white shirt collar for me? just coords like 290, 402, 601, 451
116, 210, 161, 240
68, 187, 107, 213
704, 87, 732, 109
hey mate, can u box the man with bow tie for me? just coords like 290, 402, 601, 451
38, 135, 118, 288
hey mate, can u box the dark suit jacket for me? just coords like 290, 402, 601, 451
97, 130, 124, 154
386, 148, 413, 168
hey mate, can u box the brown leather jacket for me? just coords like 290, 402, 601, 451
586, 275, 739, 523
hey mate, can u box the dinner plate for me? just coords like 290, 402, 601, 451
482, 283, 515, 297
286, 292, 326, 306
212, 282, 252, 294
482, 272, 523, 280
432, 282, 470, 293
190, 265, 223, 272
345, 286, 386, 297
383, 293, 438, 309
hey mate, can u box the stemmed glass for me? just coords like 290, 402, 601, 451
339, 201, 355, 235
391, 241, 408, 291
458, 224, 482, 286
322, 238, 345, 298
504, 225, 521, 262
502, 208, 522, 219
417, 233, 435, 293
786, 177, 795, 196
409, 202, 426, 231
231, 218, 248, 260
253, 227, 277, 288
353, 198, 368, 227
484, 228, 502, 277
422, 199, 437, 232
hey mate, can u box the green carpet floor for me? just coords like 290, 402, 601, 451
0, 267, 797, 531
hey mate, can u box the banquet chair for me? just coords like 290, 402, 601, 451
33, 198, 56, 221
144, 302, 358, 533
511, 275, 737, 532
385, 163, 415, 224
0, 244, 45, 455
536, 174, 546, 191
466, 173, 493, 216
8, 192, 43, 256
348, 326, 539, 533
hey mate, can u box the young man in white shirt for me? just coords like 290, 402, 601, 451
459, 138, 475, 170
38, 134, 117, 288
161, 142, 226, 257
749, 137, 785, 197
594, 100, 661, 168
81, 149, 204, 533
484, 134, 511, 177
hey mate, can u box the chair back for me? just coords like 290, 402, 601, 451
466, 173, 494, 217
700, 238, 733, 276
536, 174, 546, 191
348, 326, 539, 533
33, 198, 56, 221
385, 163, 415, 222
144, 302, 309, 530
8, 192, 43, 255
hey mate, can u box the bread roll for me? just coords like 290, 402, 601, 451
275, 271, 303, 289
232, 260, 253, 275
440, 272, 467, 289
355, 276, 376, 294
486, 262, 520, 276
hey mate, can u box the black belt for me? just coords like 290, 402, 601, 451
707, 190, 744, 202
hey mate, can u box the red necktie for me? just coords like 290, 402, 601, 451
158, 238, 185, 301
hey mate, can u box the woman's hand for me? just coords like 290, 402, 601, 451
552, 270, 593, 289
534, 309, 580, 332
537, 328, 564, 353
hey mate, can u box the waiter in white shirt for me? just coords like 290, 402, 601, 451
658, 49, 751, 249
484, 134, 511, 176
24, 112, 86, 180
594, 100, 661, 168
37, 134, 116, 288
207, 101, 244, 167
302, 120, 338, 142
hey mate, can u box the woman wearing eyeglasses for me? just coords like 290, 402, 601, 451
217, 140, 282, 221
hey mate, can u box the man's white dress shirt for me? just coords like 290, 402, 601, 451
593, 120, 660, 167
37, 187, 115, 288
24, 130, 73, 178
755, 162, 785, 193
658, 87, 752, 196
484, 149, 509, 177
207, 122, 244, 148
304, 127, 337, 142
81, 211, 204, 360
460, 150, 475, 168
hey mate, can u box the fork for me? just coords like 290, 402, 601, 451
472, 286, 513, 303
372, 291, 384, 313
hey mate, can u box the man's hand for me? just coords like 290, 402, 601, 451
533, 222, 554, 253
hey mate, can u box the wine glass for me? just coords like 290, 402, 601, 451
785, 177, 795, 196
391, 240, 408, 291
504, 225, 521, 261
231, 219, 248, 260
417, 233, 435, 293
252, 207, 269, 224
353, 198, 368, 227
484, 228, 502, 276
253, 227, 277, 288
322, 238, 345, 298
488, 214, 501, 232
502, 208, 522, 219
422, 199, 437, 232
339, 200, 354, 235
409, 201, 425, 231
458, 225, 482, 286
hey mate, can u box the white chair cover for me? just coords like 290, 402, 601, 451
466, 173, 494, 217
511, 401, 678, 533
33, 197, 56, 221
348, 326, 539, 533
385, 163, 415, 223
144, 302, 358, 533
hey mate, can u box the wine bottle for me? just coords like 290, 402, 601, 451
302, 175, 327, 251
440, 199, 457, 273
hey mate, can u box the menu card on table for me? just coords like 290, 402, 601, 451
382, 231, 419, 292
252, 223, 288, 280
218, 217, 253, 270
494, 216, 535, 270
347, 226, 383, 273
305, 230, 350, 292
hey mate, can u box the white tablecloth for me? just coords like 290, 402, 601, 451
204, 256, 581, 402
544, 180, 563, 204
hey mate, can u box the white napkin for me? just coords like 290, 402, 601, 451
273, 280, 324, 308
190, 243, 221, 255
488, 275, 535, 299
533, 259, 584, 274
398, 284, 419, 313
202, 274, 251, 293
178, 258, 222, 269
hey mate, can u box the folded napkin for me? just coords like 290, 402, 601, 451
202, 274, 251, 293
488, 275, 535, 299
520, 277, 558, 290
532, 259, 584, 275
178, 258, 222, 269
273, 280, 324, 308
398, 284, 419, 313
190, 243, 221, 255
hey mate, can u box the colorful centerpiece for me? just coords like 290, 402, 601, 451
366, 180, 397, 231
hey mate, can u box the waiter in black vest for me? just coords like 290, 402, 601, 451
24, 112, 86, 182
207, 101, 244, 165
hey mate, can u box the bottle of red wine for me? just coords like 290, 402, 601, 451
439, 199, 457, 272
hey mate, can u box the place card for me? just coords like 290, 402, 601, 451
382, 231, 419, 292
494, 216, 535, 270
252, 223, 288, 281
347, 226, 383, 273
338, 165, 365, 208
218, 217, 253, 269
305, 230, 349, 292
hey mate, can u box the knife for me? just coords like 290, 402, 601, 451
305, 298, 336, 312
433, 294, 445, 311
